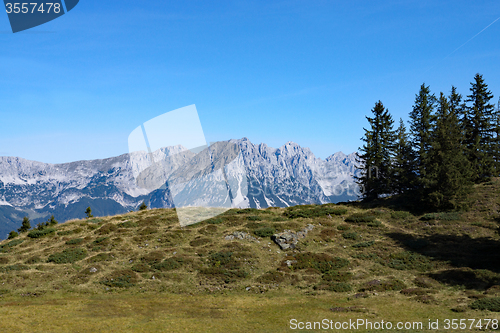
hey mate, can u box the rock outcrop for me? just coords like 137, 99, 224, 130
271, 224, 314, 250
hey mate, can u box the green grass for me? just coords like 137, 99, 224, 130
0, 180, 500, 331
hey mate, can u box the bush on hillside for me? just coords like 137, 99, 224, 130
7, 231, 18, 239
27, 228, 56, 238
469, 297, 500, 312
47, 248, 87, 264
284, 206, 347, 219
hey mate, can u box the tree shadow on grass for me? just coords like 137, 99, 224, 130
387, 232, 500, 290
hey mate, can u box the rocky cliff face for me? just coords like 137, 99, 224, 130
0, 138, 360, 238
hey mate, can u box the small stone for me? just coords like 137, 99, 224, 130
246, 287, 251, 291
152, 276, 155, 280
89, 267, 98, 273
173, 252, 177, 255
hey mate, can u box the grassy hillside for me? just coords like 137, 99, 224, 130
0, 180, 499, 332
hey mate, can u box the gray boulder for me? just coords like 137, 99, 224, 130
271, 224, 314, 250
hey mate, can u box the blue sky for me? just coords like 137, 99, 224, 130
0, 0, 499, 163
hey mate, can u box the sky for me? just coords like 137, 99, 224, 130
0, 0, 499, 164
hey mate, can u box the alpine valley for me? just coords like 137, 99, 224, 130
0, 138, 359, 238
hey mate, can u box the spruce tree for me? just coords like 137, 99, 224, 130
17, 216, 31, 233
85, 206, 93, 219
356, 101, 396, 201
139, 202, 148, 211
392, 118, 415, 194
409, 83, 436, 195
47, 215, 58, 226
426, 90, 472, 208
492, 97, 500, 174
463, 73, 495, 180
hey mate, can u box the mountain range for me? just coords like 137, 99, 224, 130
0, 138, 359, 238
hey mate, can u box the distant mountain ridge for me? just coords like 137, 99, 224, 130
0, 138, 359, 238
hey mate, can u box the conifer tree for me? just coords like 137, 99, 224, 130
47, 215, 58, 226
356, 101, 396, 201
17, 216, 31, 233
426, 90, 472, 208
492, 97, 500, 174
85, 206, 93, 219
139, 201, 148, 211
408, 84, 436, 194
392, 118, 415, 194
463, 73, 495, 180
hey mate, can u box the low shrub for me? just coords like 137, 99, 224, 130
206, 218, 223, 224
141, 251, 164, 265
118, 221, 138, 228
131, 263, 150, 272
247, 216, 262, 221
57, 228, 83, 236
0, 239, 24, 253
391, 211, 412, 219
366, 220, 381, 227
87, 253, 112, 263
198, 266, 248, 283
359, 279, 406, 292
322, 271, 352, 282
420, 212, 461, 221
345, 214, 376, 223
0, 264, 29, 273
414, 276, 436, 288
95, 223, 117, 235
237, 208, 259, 214
100, 269, 138, 288
92, 237, 109, 245
290, 252, 349, 273
65, 238, 84, 245
284, 206, 347, 219
189, 238, 211, 247
27, 228, 56, 238
139, 227, 158, 235
254, 227, 275, 238
257, 271, 286, 284
153, 257, 184, 271
386, 251, 434, 271
342, 232, 359, 240
25, 256, 41, 264
352, 241, 375, 248
320, 228, 337, 241
7, 231, 18, 239
351, 253, 379, 260
315, 282, 352, 292
0, 257, 8, 264
400, 288, 433, 296
337, 225, 350, 231
469, 297, 500, 312
47, 248, 87, 264
208, 251, 236, 268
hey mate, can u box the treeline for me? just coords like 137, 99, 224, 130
357, 73, 500, 209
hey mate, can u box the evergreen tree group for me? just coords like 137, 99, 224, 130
356, 74, 497, 210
